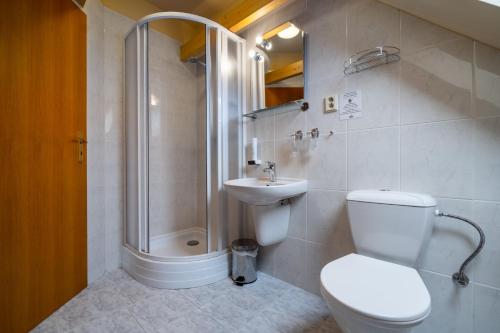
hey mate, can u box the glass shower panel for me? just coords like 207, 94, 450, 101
206, 27, 219, 253
147, 19, 208, 257
219, 35, 244, 251
125, 26, 139, 250
125, 23, 149, 252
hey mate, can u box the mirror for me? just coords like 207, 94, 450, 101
251, 22, 305, 110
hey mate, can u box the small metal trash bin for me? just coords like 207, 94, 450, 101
231, 239, 259, 285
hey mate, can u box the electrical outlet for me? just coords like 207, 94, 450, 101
324, 95, 338, 113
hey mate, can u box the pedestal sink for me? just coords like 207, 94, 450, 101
224, 177, 307, 205
224, 177, 307, 246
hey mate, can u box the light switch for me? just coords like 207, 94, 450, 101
324, 95, 338, 113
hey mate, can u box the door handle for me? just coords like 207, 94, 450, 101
72, 131, 87, 163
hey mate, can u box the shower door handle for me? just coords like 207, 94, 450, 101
72, 131, 88, 163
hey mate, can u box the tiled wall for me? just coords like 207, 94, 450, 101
243, 0, 500, 331
85, 1, 129, 281
84, 0, 106, 283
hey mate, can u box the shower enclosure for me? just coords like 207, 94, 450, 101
122, 12, 245, 288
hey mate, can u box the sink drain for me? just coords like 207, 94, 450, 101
187, 240, 199, 246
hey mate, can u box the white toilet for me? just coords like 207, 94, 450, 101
320, 190, 436, 333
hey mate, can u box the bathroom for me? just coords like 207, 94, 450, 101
1, 0, 499, 332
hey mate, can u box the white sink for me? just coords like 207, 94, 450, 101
224, 177, 307, 205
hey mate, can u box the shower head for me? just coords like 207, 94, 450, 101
187, 57, 206, 67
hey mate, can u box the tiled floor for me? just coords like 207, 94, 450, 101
32, 269, 341, 333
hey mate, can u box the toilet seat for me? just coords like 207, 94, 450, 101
320, 253, 431, 323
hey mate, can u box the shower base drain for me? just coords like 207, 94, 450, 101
187, 240, 199, 246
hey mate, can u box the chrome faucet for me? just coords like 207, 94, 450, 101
263, 161, 277, 182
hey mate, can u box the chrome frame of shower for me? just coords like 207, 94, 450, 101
123, 12, 245, 263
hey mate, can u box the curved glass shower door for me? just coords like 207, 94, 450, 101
124, 13, 244, 261
147, 18, 209, 257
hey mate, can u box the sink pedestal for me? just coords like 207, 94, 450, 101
250, 200, 290, 246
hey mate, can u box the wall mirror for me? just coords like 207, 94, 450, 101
250, 22, 306, 111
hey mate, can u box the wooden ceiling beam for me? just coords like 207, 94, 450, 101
180, 0, 289, 62
262, 22, 292, 40
265, 60, 303, 85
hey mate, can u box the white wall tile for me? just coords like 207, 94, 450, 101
307, 133, 347, 190
419, 198, 475, 277
303, 242, 331, 295
300, 0, 348, 84
473, 284, 500, 333
84, 0, 106, 283
273, 237, 307, 288
246, 113, 275, 143
87, 185, 106, 241
275, 139, 307, 179
348, 127, 400, 191
103, 140, 123, 189
105, 230, 122, 271
257, 243, 278, 276
288, 194, 307, 240
275, 109, 307, 141
473, 117, 500, 201
401, 13, 464, 54
88, 235, 106, 283
101, 9, 133, 273
306, 78, 347, 134
474, 43, 500, 117
401, 120, 474, 198
347, 0, 400, 54
400, 39, 473, 124
306, 190, 349, 246
346, 63, 400, 131
473, 201, 500, 289
415, 271, 473, 333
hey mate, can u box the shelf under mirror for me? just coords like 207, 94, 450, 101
243, 100, 308, 119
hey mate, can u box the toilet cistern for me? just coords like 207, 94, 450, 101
263, 161, 276, 182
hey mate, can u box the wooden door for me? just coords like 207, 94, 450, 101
0, 0, 87, 332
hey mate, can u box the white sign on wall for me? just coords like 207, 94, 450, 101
340, 90, 362, 120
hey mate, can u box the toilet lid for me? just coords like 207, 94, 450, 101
321, 254, 431, 322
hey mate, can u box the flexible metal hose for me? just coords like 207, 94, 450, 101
434, 210, 486, 287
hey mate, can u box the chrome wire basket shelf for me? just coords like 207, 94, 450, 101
344, 46, 400, 75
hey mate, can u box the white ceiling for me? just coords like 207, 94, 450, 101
378, 0, 500, 49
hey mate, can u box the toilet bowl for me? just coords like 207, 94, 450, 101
321, 254, 431, 333
319, 190, 436, 333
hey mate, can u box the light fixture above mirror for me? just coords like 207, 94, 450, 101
277, 23, 300, 39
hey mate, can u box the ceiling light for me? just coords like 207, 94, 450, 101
278, 24, 300, 39
255, 35, 263, 44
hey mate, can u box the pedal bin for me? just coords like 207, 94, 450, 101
231, 239, 258, 285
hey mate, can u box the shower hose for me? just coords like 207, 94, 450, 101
434, 210, 486, 287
